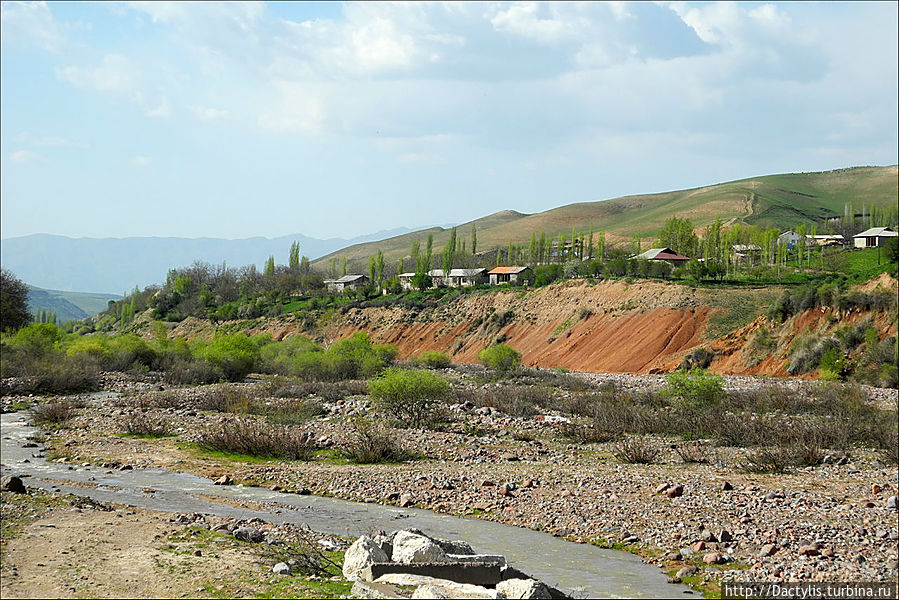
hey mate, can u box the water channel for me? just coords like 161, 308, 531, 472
1, 411, 693, 598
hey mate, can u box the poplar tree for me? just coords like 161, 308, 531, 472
471, 223, 477, 255
289, 241, 300, 272
341, 256, 347, 277
264, 256, 275, 277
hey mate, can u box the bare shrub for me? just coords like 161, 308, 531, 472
258, 398, 325, 425
559, 422, 617, 444
118, 413, 174, 437
272, 380, 368, 402
131, 391, 183, 410
738, 446, 796, 474
31, 400, 78, 426
479, 385, 551, 417
614, 436, 661, 464
197, 419, 316, 460
342, 417, 408, 464
163, 359, 221, 385
511, 429, 536, 442
674, 441, 716, 464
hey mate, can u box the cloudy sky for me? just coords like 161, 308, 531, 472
1, 1, 897, 241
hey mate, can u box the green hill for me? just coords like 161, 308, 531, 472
313, 165, 897, 271
27, 286, 122, 323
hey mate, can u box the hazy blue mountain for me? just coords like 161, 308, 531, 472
1, 228, 415, 294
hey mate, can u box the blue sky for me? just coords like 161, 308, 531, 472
2, 1, 897, 241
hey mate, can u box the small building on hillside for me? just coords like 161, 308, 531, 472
633, 248, 691, 266
806, 234, 845, 247
852, 227, 898, 248
731, 244, 762, 264
398, 272, 417, 291
777, 231, 802, 247
324, 274, 368, 293
430, 268, 488, 288
488, 266, 533, 285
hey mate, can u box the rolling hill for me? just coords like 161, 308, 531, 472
313, 165, 898, 272
26, 286, 122, 323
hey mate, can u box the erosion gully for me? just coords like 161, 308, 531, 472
1, 404, 693, 599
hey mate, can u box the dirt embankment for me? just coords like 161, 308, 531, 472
163, 276, 898, 379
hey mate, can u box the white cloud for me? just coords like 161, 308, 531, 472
489, 3, 588, 45
56, 54, 138, 95
144, 98, 172, 118
9, 150, 40, 164
193, 106, 229, 121
130, 155, 152, 167
0, 1, 65, 52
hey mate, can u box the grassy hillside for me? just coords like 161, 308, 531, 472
27, 286, 121, 322
313, 165, 898, 271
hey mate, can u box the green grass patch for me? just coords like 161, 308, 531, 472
705, 288, 780, 339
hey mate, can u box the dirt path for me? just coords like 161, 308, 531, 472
0, 492, 342, 600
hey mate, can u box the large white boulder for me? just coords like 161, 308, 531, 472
391, 531, 449, 564
496, 579, 552, 599
343, 535, 390, 581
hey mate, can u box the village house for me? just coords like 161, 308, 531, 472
731, 244, 762, 264
324, 274, 368, 293
430, 268, 488, 288
852, 227, 898, 248
806, 234, 846, 247
777, 231, 802, 247
632, 247, 691, 266
488, 266, 533, 285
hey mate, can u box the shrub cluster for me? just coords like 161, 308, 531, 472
368, 367, 449, 428
197, 419, 317, 460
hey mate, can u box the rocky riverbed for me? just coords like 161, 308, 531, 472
3, 369, 898, 595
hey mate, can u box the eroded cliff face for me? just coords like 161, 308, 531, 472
160, 276, 898, 378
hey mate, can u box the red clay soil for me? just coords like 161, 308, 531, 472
163, 276, 897, 379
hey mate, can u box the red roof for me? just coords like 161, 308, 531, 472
652, 252, 690, 261
489, 266, 530, 274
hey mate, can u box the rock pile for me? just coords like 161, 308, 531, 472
345, 528, 566, 599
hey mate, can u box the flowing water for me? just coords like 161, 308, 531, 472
1, 410, 693, 598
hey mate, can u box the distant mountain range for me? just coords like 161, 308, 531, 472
1, 227, 416, 294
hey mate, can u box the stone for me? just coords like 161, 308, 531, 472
446, 553, 506, 566
232, 527, 264, 543
399, 493, 415, 508
375, 573, 497, 595
272, 562, 290, 575
410, 585, 453, 599
703, 552, 723, 565
370, 564, 502, 587
760, 544, 778, 557
798, 544, 819, 557
692, 541, 706, 553
872, 484, 882, 494
655, 483, 670, 494
350, 581, 407, 599
718, 530, 733, 543
392, 531, 449, 564
214, 475, 232, 486
887, 496, 897, 510
676, 566, 698, 579
666, 485, 684, 498
821, 548, 835, 558
700, 530, 717, 543
1, 475, 26, 494
496, 578, 553, 599
343, 535, 390, 581
721, 481, 733, 491
431, 538, 475, 556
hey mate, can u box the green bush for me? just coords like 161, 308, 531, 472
368, 367, 449, 428
478, 343, 522, 375
664, 368, 725, 408
413, 351, 452, 369
342, 416, 408, 463
202, 334, 260, 382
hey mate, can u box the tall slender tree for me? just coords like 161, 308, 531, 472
289, 241, 300, 272
470, 223, 477, 255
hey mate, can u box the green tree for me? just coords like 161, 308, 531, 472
471, 223, 477, 255
289, 241, 300, 272
368, 367, 449, 428
264, 256, 275, 277
656, 216, 699, 257
442, 227, 457, 274
203, 334, 260, 381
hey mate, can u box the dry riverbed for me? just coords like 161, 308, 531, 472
3, 370, 898, 598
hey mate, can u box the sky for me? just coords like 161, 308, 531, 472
1, 1, 897, 241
